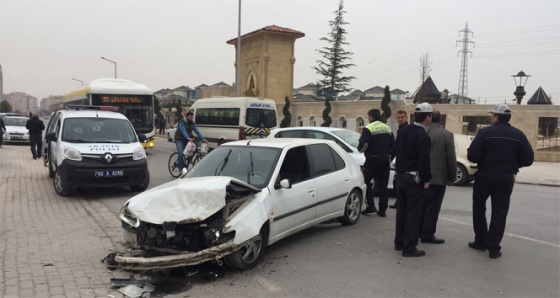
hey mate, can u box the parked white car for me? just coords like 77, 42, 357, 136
454, 133, 477, 185
2, 116, 30, 144
117, 138, 366, 271
268, 127, 395, 191
166, 123, 178, 142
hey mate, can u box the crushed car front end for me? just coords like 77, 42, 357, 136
116, 176, 265, 271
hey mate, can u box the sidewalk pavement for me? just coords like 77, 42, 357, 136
0, 143, 558, 297
0, 145, 122, 297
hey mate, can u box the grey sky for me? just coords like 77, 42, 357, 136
1, 0, 559, 104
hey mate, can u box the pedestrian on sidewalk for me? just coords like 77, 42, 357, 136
0, 117, 5, 148
420, 109, 456, 244
25, 114, 45, 159
467, 103, 534, 259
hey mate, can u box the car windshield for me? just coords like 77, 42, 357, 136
185, 145, 281, 188
4, 117, 29, 126
62, 118, 138, 143
331, 130, 360, 148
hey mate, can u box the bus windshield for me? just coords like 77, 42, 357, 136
91, 94, 154, 134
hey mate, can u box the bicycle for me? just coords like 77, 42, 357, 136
168, 139, 207, 178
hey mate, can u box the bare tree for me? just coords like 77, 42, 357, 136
419, 51, 432, 84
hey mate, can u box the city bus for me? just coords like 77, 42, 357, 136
63, 78, 156, 149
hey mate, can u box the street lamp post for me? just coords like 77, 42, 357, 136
512, 70, 530, 105
101, 56, 117, 78
71, 78, 84, 85
236, 0, 241, 97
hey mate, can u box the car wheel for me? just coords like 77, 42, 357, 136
53, 168, 74, 196
338, 189, 362, 225
48, 159, 55, 178
42, 145, 49, 167
225, 225, 268, 270
167, 132, 172, 142
130, 171, 150, 192
454, 164, 468, 186
218, 139, 225, 146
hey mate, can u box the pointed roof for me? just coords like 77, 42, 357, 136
527, 87, 552, 105
391, 88, 407, 94
297, 83, 318, 90
364, 86, 384, 93
414, 76, 441, 103
227, 25, 305, 44
211, 81, 231, 87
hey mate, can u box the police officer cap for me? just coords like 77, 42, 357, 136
414, 102, 433, 113
490, 103, 511, 115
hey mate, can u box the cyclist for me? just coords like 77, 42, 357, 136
174, 111, 207, 174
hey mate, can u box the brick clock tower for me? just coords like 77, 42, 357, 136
227, 25, 304, 104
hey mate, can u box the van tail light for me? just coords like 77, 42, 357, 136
238, 126, 245, 140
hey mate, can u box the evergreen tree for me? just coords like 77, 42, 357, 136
321, 97, 332, 127
381, 85, 392, 123
314, 0, 354, 127
279, 96, 292, 128
0, 100, 13, 112
174, 99, 183, 122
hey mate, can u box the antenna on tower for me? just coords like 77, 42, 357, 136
457, 22, 475, 104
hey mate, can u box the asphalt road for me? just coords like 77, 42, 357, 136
85, 139, 559, 297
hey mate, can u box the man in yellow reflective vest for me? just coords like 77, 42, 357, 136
358, 109, 395, 217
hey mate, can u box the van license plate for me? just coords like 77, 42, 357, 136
11, 136, 23, 140
94, 170, 124, 177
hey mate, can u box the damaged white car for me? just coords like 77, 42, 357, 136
117, 138, 366, 271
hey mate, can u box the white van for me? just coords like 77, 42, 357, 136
190, 97, 278, 149
44, 106, 150, 196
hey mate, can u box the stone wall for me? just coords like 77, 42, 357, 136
278, 99, 560, 162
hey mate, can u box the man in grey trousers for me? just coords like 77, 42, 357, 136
420, 109, 456, 244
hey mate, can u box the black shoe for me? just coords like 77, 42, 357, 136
394, 244, 404, 251
468, 242, 487, 251
38, 155, 42, 158
489, 251, 502, 259
33, 157, 37, 159
421, 237, 445, 244
377, 211, 386, 217
361, 207, 377, 215
402, 249, 426, 257
389, 204, 397, 209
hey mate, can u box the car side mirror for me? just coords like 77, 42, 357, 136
279, 179, 291, 189
45, 132, 56, 142
137, 133, 147, 142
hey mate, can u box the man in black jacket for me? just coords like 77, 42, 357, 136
467, 103, 534, 259
25, 114, 45, 159
394, 103, 432, 257
389, 110, 409, 209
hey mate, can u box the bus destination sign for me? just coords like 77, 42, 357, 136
92, 94, 151, 105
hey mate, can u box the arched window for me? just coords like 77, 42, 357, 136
356, 117, 364, 133
339, 116, 347, 128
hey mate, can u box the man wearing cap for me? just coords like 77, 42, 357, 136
393, 102, 432, 257
467, 103, 534, 259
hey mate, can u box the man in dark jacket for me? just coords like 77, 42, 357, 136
394, 103, 432, 257
467, 103, 534, 259
0, 117, 5, 148
25, 114, 45, 159
389, 110, 409, 209
421, 110, 456, 244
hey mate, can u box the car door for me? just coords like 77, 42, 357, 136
269, 145, 317, 242
307, 143, 350, 219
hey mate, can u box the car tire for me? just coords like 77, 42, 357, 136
42, 145, 49, 167
454, 164, 468, 186
48, 159, 55, 178
130, 171, 150, 192
338, 189, 362, 225
53, 168, 74, 196
225, 224, 268, 270
167, 132, 172, 142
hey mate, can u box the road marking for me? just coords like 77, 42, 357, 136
440, 216, 560, 249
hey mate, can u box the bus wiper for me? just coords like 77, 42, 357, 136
246, 151, 254, 184
215, 149, 232, 176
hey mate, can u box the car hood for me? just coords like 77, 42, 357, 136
62, 142, 142, 154
5, 126, 27, 133
125, 176, 260, 224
